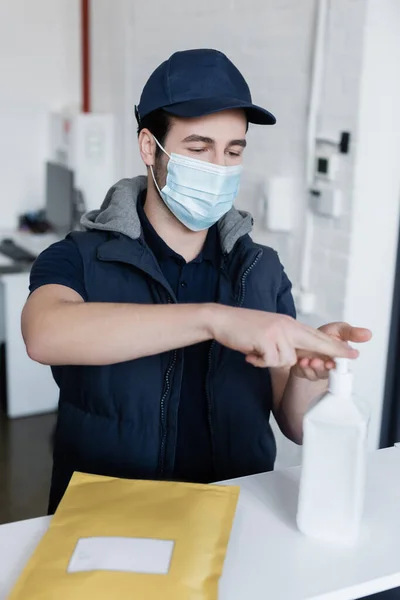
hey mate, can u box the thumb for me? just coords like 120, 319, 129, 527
337, 323, 372, 343
245, 353, 267, 368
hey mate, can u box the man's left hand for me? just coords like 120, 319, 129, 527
293, 322, 372, 382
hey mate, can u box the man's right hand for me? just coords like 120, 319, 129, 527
23, 286, 357, 368
208, 305, 359, 368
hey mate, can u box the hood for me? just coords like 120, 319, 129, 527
81, 176, 253, 254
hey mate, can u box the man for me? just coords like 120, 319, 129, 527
22, 49, 371, 513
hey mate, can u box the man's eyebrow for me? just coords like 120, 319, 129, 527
182, 134, 215, 144
228, 139, 247, 148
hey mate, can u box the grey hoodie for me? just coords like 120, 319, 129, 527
80, 176, 254, 255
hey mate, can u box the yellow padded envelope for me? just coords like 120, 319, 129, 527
9, 472, 239, 600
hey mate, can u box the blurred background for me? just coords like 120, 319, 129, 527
1, 0, 400, 523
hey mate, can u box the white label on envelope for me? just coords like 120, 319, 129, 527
68, 537, 174, 574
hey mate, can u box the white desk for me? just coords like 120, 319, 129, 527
0, 231, 60, 418
0, 231, 60, 258
1, 447, 400, 600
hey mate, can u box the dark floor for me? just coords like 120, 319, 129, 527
363, 592, 400, 599
0, 406, 56, 525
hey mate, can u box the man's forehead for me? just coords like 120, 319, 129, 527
167, 111, 248, 140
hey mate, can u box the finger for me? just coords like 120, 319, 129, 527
297, 326, 359, 359
297, 349, 331, 362
347, 327, 372, 343
324, 360, 335, 370
245, 344, 280, 367
310, 358, 324, 370
310, 358, 328, 376
335, 323, 372, 343
310, 358, 329, 379
302, 366, 319, 382
299, 357, 311, 369
263, 345, 281, 368
313, 329, 359, 357
277, 338, 297, 368
246, 354, 268, 368
296, 354, 336, 373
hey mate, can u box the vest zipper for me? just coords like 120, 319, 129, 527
159, 295, 177, 475
205, 248, 263, 479
238, 250, 263, 307
159, 349, 177, 475
205, 340, 216, 478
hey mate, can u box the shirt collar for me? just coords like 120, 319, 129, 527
137, 191, 220, 268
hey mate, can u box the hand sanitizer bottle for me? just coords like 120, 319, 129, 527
296, 358, 369, 545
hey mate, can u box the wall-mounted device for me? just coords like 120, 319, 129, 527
45, 162, 75, 234
315, 153, 340, 182
49, 112, 116, 213
46, 162, 86, 233
311, 185, 343, 219
316, 131, 351, 155
261, 176, 294, 232
310, 133, 348, 220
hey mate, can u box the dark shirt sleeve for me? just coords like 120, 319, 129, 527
277, 265, 296, 319
29, 238, 87, 301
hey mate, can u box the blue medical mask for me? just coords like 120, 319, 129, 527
150, 137, 242, 232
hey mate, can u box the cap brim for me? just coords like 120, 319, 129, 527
163, 97, 276, 125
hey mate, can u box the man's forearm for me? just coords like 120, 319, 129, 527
23, 300, 218, 366
276, 371, 328, 444
23, 287, 359, 370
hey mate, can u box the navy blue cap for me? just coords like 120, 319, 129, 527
137, 49, 276, 125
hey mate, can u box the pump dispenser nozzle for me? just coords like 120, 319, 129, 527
329, 358, 353, 397
335, 358, 349, 374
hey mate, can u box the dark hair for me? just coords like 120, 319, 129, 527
136, 108, 172, 158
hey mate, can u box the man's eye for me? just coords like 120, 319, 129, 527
227, 151, 241, 157
188, 148, 206, 153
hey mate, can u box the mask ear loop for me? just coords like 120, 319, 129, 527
149, 165, 162, 196
153, 135, 171, 158
149, 135, 171, 197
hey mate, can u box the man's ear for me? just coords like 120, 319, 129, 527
139, 128, 156, 167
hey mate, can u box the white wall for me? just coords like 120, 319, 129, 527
91, 0, 318, 276
344, 0, 400, 450
0, 0, 80, 230
90, 0, 131, 183
308, 0, 367, 322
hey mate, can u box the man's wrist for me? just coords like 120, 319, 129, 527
200, 302, 228, 341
